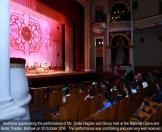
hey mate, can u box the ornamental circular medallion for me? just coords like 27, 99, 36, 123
21, 26, 32, 41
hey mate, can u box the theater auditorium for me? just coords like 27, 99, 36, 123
0, 0, 162, 130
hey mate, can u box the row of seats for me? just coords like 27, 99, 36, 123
45, 95, 104, 121
44, 84, 105, 120
30, 80, 103, 120
29, 81, 154, 121
84, 86, 154, 121
30, 81, 93, 107
129, 98, 162, 122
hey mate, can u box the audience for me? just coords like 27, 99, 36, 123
150, 79, 162, 103
133, 79, 162, 116
49, 69, 162, 117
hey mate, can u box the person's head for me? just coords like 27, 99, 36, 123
65, 88, 70, 95
104, 92, 111, 100
134, 75, 138, 80
79, 82, 84, 93
88, 86, 96, 96
62, 84, 70, 95
137, 73, 142, 77
103, 97, 111, 105
92, 81, 97, 86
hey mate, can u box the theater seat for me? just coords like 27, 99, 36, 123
137, 111, 151, 121
44, 90, 63, 112
94, 109, 109, 121
149, 101, 161, 109
77, 99, 90, 120
143, 106, 156, 115
45, 103, 78, 121
129, 116, 140, 122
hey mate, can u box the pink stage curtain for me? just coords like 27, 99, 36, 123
11, 0, 37, 11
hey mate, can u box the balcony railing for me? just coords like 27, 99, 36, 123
134, 14, 162, 29
109, 21, 131, 32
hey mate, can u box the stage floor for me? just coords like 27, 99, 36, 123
27, 71, 69, 78
27, 71, 100, 87
27, 70, 96, 79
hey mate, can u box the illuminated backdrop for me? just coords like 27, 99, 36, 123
10, 1, 63, 69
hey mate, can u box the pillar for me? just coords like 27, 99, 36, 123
78, 0, 95, 72
0, 0, 25, 120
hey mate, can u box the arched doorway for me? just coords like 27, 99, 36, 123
111, 35, 130, 65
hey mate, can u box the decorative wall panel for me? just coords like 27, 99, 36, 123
10, 1, 62, 69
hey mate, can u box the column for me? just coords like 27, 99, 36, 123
105, 0, 112, 72
84, 3, 91, 71
78, 0, 94, 72
130, 0, 134, 71
0, 0, 25, 120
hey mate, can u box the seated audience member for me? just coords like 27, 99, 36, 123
134, 79, 162, 115
131, 87, 137, 94
62, 85, 71, 104
137, 73, 143, 83
84, 82, 96, 100
140, 74, 149, 88
116, 86, 128, 101
126, 70, 134, 82
122, 82, 129, 97
92, 81, 97, 87
77, 82, 85, 93
116, 90, 123, 101
123, 86, 129, 98
150, 79, 162, 103
137, 73, 145, 89
104, 80, 113, 91
148, 72, 157, 83
126, 81, 133, 93
110, 77, 121, 92
97, 92, 112, 112
49, 85, 71, 117
131, 75, 141, 92
142, 81, 149, 88
102, 81, 111, 94
100, 81, 107, 90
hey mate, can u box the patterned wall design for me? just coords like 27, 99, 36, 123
10, 1, 62, 69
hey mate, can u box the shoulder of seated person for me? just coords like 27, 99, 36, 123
66, 94, 71, 96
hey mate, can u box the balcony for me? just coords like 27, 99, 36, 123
134, 14, 162, 29
109, 21, 131, 32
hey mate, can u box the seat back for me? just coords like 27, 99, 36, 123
107, 101, 120, 121
118, 98, 129, 121
77, 99, 90, 120
59, 103, 78, 121
45, 90, 63, 111
95, 109, 109, 121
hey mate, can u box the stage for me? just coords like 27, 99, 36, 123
27, 70, 69, 78
27, 71, 102, 88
